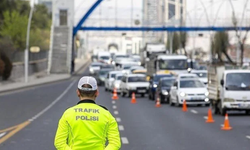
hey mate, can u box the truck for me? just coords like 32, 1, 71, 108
146, 54, 188, 78
208, 63, 250, 115
97, 51, 111, 64
140, 43, 167, 66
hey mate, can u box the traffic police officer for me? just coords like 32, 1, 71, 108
54, 76, 121, 150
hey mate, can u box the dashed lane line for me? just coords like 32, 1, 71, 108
114, 111, 119, 115
112, 101, 116, 104
118, 125, 124, 131
204, 116, 208, 120
190, 110, 198, 114
113, 105, 117, 109
121, 137, 129, 144
246, 136, 250, 139
116, 117, 121, 122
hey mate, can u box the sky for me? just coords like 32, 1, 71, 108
74, 0, 250, 27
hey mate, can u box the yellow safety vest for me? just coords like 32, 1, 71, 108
54, 99, 121, 150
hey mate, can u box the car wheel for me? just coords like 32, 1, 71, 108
128, 91, 132, 98
105, 87, 108, 91
220, 102, 227, 116
141, 94, 145, 97
152, 92, 155, 100
169, 96, 174, 106
245, 110, 250, 115
205, 104, 210, 107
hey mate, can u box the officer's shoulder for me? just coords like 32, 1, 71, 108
97, 105, 109, 111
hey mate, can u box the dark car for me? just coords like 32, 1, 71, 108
156, 77, 176, 103
148, 74, 173, 100
96, 68, 113, 86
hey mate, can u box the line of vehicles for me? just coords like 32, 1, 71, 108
89, 44, 250, 116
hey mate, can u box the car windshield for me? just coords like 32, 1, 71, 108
159, 59, 187, 70
187, 61, 200, 69
128, 76, 146, 82
180, 80, 205, 88
99, 70, 110, 76
180, 76, 197, 79
116, 55, 129, 59
111, 73, 116, 78
91, 64, 102, 67
162, 79, 175, 87
116, 76, 122, 80
100, 56, 110, 60
194, 72, 207, 78
102, 65, 113, 69
225, 73, 250, 91
123, 66, 132, 70
154, 74, 173, 82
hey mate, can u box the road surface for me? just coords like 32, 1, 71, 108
0, 67, 250, 150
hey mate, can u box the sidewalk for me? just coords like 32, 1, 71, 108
0, 58, 90, 93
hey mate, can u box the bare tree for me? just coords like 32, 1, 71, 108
230, 0, 249, 66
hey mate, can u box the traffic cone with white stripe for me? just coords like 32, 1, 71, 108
131, 92, 137, 104
182, 100, 188, 112
206, 108, 215, 123
221, 114, 232, 130
155, 97, 161, 108
112, 88, 119, 100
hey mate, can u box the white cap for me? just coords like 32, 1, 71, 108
78, 76, 97, 91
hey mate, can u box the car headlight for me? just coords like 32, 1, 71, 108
138, 62, 141, 65
115, 83, 120, 88
224, 98, 235, 102
162, 90, 168, 95
153, 84, 157, 88
100, 77, 105, 81
89, 68, 93, 72
180, 92, 186, 97
205, 92, 209, 96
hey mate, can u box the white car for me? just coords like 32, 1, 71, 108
176, 73, 199, 81
111, 73, 123, 93
89, 62, 103, 75
169, 78, 209, 106
129, 66, 144, 73
191, 70, 208, 84
120, 74, 149, 97
105, 71, 122, 91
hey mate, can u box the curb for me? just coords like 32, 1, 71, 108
0, 59, 90, 94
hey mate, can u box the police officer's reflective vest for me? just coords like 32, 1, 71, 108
54, 100, 121, 150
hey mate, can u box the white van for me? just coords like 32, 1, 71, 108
97, 52, 111, 64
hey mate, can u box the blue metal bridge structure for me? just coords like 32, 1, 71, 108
73, 0, 250, 36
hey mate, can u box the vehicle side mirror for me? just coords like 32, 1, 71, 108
220, 79, 224, 86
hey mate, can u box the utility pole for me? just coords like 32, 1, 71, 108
25, 0, 34, 83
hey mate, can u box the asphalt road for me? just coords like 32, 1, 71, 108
1, 67, 250, 150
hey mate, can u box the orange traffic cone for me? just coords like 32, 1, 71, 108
206, 108, 215, 123
112, 88, 119, 100
155, 97, 161, 107
221, 114, 232, 130
182, 100, 188, 112
131, 92, 137, 104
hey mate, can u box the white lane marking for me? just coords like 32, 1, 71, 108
118, 125, 124, 131
116, 117, 121, 122
191, 110, 198, 114
0, 132, 6, 138
112, 101, 116, 104
246, 136, 250, 139
204, 116, 208, 120
114, 111, 119, 115
221, 124, 224, 127
121, 137, 129, 144
29, 80, 77, 122
113, 105, 117, 109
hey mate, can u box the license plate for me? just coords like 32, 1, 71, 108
191, 97, 202, 100
138, 90, 146, 93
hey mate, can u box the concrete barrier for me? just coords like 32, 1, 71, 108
10, 59, 47, 80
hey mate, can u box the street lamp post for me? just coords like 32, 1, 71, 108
25, 0, 35, 83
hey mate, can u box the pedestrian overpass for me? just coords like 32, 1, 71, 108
48, 0, 250, 74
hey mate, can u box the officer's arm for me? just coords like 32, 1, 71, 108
54, 113, 72, 150
105, 114, 121, 150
